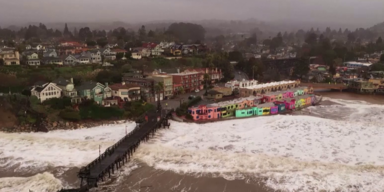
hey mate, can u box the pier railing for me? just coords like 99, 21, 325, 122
60, 109, 173, 192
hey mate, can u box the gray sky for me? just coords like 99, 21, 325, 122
1, 0, 383, 28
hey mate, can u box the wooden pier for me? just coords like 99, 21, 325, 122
58, 109, 172, 192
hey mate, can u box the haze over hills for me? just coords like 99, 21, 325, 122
2, 19, 381, 38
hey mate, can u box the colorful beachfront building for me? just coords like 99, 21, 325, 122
239, 80, 300, 97
188, 85, 316, 121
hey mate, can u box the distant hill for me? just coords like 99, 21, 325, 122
369, 21, 384, 33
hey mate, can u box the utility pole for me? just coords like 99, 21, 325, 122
99, 145, 101, 156
252, 65, 255, 80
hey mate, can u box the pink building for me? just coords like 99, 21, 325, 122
237, 99, 254, 109
188, 105, 221, 121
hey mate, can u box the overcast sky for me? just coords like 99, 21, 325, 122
1, 0, 383, 28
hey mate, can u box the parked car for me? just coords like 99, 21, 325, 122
188, 95, 196, 100
195, 89, 200, 92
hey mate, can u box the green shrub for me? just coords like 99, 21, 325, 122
188, 96, 202, 107
185, 113, 193, 120
43, 97, 72, 110
80, 104, 124, 120
59, 109, 81, 121
124, 101, 155, 118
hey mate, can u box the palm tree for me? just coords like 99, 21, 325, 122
203, 73, 210, 95
154, 82, 164, 110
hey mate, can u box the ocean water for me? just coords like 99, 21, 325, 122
1, 97, 384, 192
0, 122, 136, 192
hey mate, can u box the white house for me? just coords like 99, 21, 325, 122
27, 59, 41, 66
88, 50, 102, 63
43, 49, 58, 58
31, 82, 62, 103
64, 55, 77, 65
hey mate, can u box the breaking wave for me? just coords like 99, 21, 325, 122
133, 98, 384, 192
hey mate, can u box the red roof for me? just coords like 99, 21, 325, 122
142, 43, 157, 49
112, 49, 127, 53
109, 83, 140, 90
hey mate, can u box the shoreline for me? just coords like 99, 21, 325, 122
0, 118, 132, 133
99, 163, 275, 192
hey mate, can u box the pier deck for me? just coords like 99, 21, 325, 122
58, 109, 172, 192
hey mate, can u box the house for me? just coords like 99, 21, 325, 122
63, 55, 77, 65
169, 71, 201, 93
26, 45, 32, 50
26, 52, 39, 60
0, 48, 20, 65
109, 82, 141, 102
85, 50, 102, 63
132, 47, 151, 57
27, 59, 41, 66
150, 74, 173, 98
101, 48, 117, 61
31, 82, 62, 103
131, 50, 142, 60
42, 57, 63, 65
76, 82, 109, 104
52, 77, 80, 103
25, 52, 40, 66
235, 107, 255, 118
123, 72, 144, 79
75, 54, 91, 64
206, 90, 223, 100
188, 105, 221, 121
43, 49, 58, 58
122, 77, 156, 102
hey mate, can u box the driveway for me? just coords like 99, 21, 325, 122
153, 90, 208, 110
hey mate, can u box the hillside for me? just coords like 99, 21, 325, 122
369, 21, 384, 33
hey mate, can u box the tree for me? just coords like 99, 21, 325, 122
305, 32, 318, 45
203, 73, 210, 95
166, 22, 206, 43
154, 82, 164, 108
147, 30, 155, 37
228, 51, 243, 61
96, 38, 108, 48
138, 25, 146, 40
377, 37, 383, 45
78, 27, 93, 40
293, 57, 310, 79
63, 23, 71, 37
347, 33, 356, 43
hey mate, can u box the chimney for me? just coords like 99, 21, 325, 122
105, 82, 108, 87
70, 78, 73, 84
159, 69, 162, 73
122, 82, 126, 85
177, 68, 180, 73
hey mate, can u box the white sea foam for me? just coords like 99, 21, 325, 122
0, 172, 62, 192
0, 122, 136, 171
133, 98, 384, 192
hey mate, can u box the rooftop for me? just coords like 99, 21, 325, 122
243, 80, 297, 90
169, 71, 200, 76
208, 96, 263, 107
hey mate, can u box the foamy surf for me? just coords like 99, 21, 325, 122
133, 98, 384, 192
0, 122, 136, 171
0, 172, 62, 192
0, 122, 137, 191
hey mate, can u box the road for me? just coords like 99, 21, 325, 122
234, 70, 249, 81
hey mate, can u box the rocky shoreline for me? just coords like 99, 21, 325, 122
0, 119, 130, 133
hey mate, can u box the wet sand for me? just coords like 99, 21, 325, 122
94, 163, 273, 192
318, 91, 384, 104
